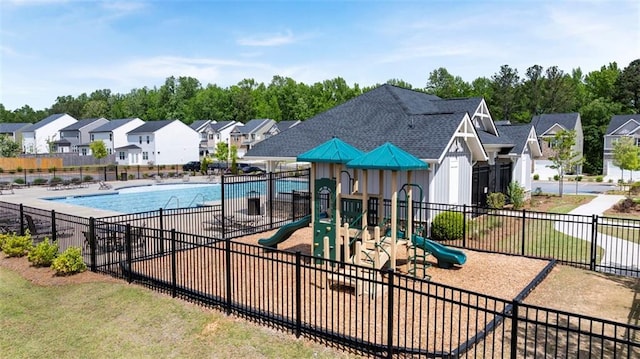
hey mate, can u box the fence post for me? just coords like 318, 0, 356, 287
225, 237, 232, 315
159, 208, 165, 253
89, 217, 97, 272
521, 209, 526, 256
510, 300, 519, 359
590, 215, 598, 271
295, 251, 302, 338
221, 176, 226, 238
103, 166, 107, 182
23, 168, 27, 185
51, 210, 57, 243
171, 229, 177, 298
462, 204, 467, 248
126, 224, 132, 283
79, 167, 83, 183
19, 204, 24, 236
386, 268, 395, 359
268, 172, 274, 229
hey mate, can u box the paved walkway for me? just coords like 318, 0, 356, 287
553, 194, 639, 277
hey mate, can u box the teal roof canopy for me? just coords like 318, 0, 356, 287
297, 137, 364, 164
346, 142, 429, 171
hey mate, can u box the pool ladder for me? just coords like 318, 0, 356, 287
187, 193, 207, 207
163, 196, 179, 209
163, 193, 208, 210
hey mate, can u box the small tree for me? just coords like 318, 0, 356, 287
0, 135, 21, 157
89, 141, 108, 162
612, 136, 640, 183
548, 129, 583, 197
213, 142, 229, 164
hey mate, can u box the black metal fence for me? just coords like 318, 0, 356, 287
374, 200, 640, 277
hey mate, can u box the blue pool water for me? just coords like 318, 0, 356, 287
46, 180, 308, 214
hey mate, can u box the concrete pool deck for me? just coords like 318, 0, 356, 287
0, 176, 219, 218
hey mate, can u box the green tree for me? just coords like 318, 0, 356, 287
491, 65, 520, 121
548, 129, 583, 197
615, 59, 640, 112
580, 98, 622, 174
426, 67, 472, 98
89, 141, 108, 161
213, 142, 229, 164
612, 136, 640, 182
585, 63, 620, 101
0, 135, 21, 157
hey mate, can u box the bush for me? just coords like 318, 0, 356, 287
51, 247, 86, 275
613, 197, 636, 213
49, 177, 63, 185
507, 181, 525, 210
32, 178, 47, 185
28, 238, 58, 267
2, 233, 33, 257
486, 192, 505, 209
83, 175, 93, 182
553, 174, 560, 181
431, 211, 464, 241
533, 174, 539, 180
13, 178, 25, 185
0, 233, 11, 251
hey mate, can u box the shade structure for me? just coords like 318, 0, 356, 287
296, 137, 365, 164
346, 142, 429, 171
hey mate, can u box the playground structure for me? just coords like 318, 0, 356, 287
299, 139, 466, 296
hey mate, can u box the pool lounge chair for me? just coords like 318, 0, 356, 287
0, 182, 14, 195
25, 214, 74, 242
98, 181, 113, 190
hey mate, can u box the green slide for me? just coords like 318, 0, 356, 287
258, 215, 311, 249
411, 234, 467, 269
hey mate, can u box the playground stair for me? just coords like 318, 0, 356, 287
407, 241, 431, 280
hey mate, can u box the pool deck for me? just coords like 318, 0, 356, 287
0, 176, 218, 218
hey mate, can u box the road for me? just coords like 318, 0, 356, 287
533, 180, 617, 195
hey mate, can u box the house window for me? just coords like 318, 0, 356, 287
81, 148, 87, 156
209, 133, 214, 140
635, 138, 640, 147
90, 134, 94, 141
109, 133, 113, 141
72, 146, 78, 152
139, 136, 142, 144
119, 152, 126, 160
108, 149, 112, 155
143, 152, 149, 160
216, 134, 220, 140
146, 136, 150, 144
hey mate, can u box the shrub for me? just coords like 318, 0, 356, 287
28, 238, 58, 267
486, 192, 505, 210
507, 181, 525, 210
613, 197, 636, 213
128, 174, 135, 180
431, 211, 464, 241
553, 174, 560, 181
49, 177, 63, 185
51, 247, 86, 275
533, 174, 539, 180
83, 175, 94, 182
2, 233, 33, 257
28, 168, 34, 174
13, 178, 25, 185
0, 233, 11, 252
16, 166, 23, 172
32, 178, 47, 185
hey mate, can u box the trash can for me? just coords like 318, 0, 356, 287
120, 172, 128, 181
247, 190, 261, 215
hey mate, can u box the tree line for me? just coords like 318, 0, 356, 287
1, 60, 639, 174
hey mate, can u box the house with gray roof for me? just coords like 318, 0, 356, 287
0, 123, 31, 143
276, 120, 301, 132
115, 120, 199, 166
87, 118, 145, 156
531, 113, 583, 179
230, 119, 278, 157
603, 114, 640, 181
190, 120, 217, 156
52, 117, 109, 154
246, 85, 489, 206
22, 113, 77, 154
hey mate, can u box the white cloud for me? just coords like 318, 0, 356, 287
237, 30, 296, 47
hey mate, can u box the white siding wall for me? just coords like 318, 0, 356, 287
113, 119, 145, 150
154, 121, 200, 165
24, 115, 77, 154
430, 142, 472, 205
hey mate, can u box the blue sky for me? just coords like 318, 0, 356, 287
1, 0, 638, 111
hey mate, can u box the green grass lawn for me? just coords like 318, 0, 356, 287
0, 267, 353, 359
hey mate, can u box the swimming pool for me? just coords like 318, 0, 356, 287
46, 180, 309, 214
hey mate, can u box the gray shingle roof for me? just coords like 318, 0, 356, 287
0, 123, 31, 133
190, 120, 211, 132
276, 120, 299, 131
531, 113, 580, 135
60, 118, 106, 131
92, 118, 139, 132
22, 113, 71, 132
605, 114, 640, 135
235, 119, 274, 134
211, 121, 236, 132
246, 85, 468, 160
477, 130, 514, 146
496, 124, 534, 154
128, 120, 174, 134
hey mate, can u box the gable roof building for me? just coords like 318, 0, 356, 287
89, 118, 145, 155
0, 123, 31, 142
230, 118, 278, 157
531, 112, 583, 179
22, 113, 77, 154
603, 114, 640, 181
53, 117, 109, 154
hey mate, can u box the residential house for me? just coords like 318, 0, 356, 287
276, 120, 301, 132
190, 120, 216, 156
0, 123, 31, 143
494, 123, 543, 195
531, 113, 583, 180
245, 85, 488, 206
88, 118, 145, 156
53, 118, 109, 154
603, 114, 640, 181
21, 114, 77, 154
229, 119, 278, 157
115, 120, 199, 166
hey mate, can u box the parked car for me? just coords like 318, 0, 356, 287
207, 162, 228, 171
182, 161, 201, 172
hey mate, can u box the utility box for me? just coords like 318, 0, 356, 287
120, 172, 128, 181
247, 190, 261, 215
